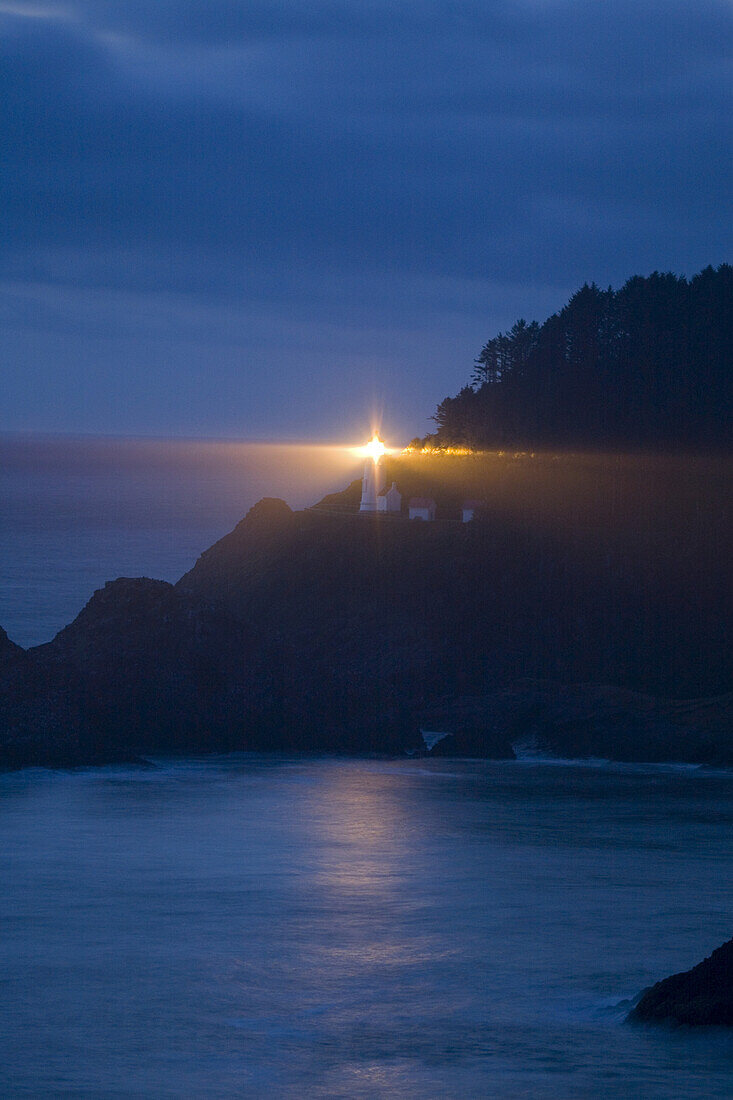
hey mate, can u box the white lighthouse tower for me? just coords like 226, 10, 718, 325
359, 435, 386, 512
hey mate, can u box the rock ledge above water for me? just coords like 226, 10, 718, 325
629, 939, 733, 1027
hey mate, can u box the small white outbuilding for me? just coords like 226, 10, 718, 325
461, 500, 485, 522
377, 482, 402, 513
409, 497, 436, 521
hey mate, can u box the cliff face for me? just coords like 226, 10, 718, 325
0, 495, 731, 768
0, 626, 22, 660
0, 577, 252, 766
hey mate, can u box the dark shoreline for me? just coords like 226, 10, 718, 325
2, 485, 730, 773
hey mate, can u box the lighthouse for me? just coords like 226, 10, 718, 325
359, 435, 386, 512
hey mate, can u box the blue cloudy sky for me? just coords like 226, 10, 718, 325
2, 0, 730, 441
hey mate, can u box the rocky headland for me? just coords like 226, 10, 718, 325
0, 491, 731, 770
629, 939, 733, 1027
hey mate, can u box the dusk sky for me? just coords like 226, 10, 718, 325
2, 0, 730, 442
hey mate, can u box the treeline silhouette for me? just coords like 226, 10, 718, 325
420, 265, 731, 450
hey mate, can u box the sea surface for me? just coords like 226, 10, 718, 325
1, 435, 732, 1097
0, 434, 364, 648
1, 756, 732, 1098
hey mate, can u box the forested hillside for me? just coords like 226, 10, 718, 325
421, 265, 731, 450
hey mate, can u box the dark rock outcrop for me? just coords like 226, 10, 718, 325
312, 479, 363, 512
420, 682, 733, 764
0, 491, 731, 769
629, 939, 733, 1027
0, 625, 22, 660
0, 576, 253, 767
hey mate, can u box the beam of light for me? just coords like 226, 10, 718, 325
351, 434, 392, 462
400, 444, 475, 455
364, 434, 385, 462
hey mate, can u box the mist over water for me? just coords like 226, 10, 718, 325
2, 434, 729, 657
0, 434, 364, 647
1, 756, 732, 1098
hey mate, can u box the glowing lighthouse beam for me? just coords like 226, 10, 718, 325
363, 434, 386, 463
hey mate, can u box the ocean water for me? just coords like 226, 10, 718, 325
0, 434, 363, 648
0, 756, 732, 1098
2, 435, 732, 1096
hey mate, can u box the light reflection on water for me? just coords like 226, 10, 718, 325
0, 756, 732, 1098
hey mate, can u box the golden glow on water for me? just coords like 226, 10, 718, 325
307, 769, 410, 895
300, 764, 456, 1024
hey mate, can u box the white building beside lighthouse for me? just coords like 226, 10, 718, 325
377, 482, 402, 513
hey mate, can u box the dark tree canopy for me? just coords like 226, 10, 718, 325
430, 265, 732, 450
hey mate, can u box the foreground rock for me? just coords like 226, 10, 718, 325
420, 682, 733, 764
629, 939, 733, 1027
